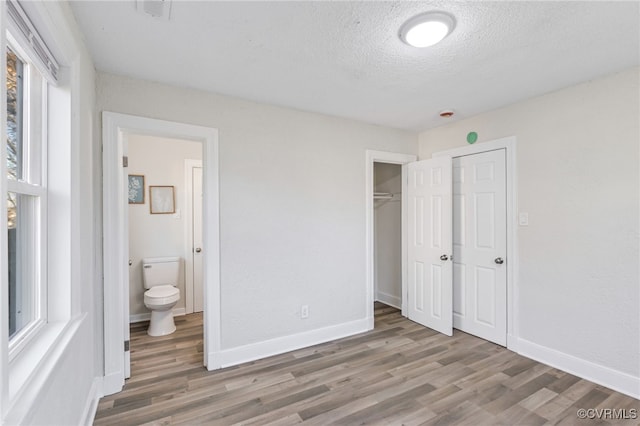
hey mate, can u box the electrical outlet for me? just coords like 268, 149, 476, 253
519, 212, 529, 226
301, 305, 309, 319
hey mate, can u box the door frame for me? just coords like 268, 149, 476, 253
433, 136, 519, 349
365, 150, 417, 327
102, 112, 221, 396
184, 159, 203, 315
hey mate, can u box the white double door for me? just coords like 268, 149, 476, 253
407, 149, 507, 345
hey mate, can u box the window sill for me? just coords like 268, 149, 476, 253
8, 319, 46, 363
5, 314, 86, 424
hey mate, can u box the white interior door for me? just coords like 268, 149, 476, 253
407, 157, 453, 336
452, 149, 507, 345
192, 166, 204, 312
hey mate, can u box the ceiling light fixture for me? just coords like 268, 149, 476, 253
400, 12, 456, 48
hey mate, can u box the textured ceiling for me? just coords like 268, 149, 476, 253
69, 1, 640, 131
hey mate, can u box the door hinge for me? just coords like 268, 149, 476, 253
122, 156, 129, 167
124, 340, 130, 351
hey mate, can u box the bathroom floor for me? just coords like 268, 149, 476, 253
128, 312, 204, 380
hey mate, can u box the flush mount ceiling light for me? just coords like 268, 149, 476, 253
400, 12, 456, 48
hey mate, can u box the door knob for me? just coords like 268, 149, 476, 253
495, 257, 504, 264
195, 247, 202, 253
440, 254, 449, 261
128, 259, 132, 266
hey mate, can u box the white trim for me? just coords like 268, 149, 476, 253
365, 150, 417, 327
102, 112, 221, 395
79, 377, 103, 426
184, 159, 202, 315
375, 292, 401, 310
101, 373, 122, 401
432, 136, 518, 349
432, 136, 515, 159
217, 318, 370, 368
129, 307, 186, 324
517, 337, 640, 399
6, 33, 50, 362
101, 113, 126, 395
6, 0, 59, 83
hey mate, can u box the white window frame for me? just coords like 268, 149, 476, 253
5, 34, 49, 360
0, 1, 75, 421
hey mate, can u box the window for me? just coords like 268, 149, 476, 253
4, 0, 57, 360
5, 43, 47, 354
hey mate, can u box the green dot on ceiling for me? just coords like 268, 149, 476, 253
466, 132, 478, 144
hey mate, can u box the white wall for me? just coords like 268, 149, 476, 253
128, 135, 202, 317
97, 72, 417, 351
419, 68, 639, 394
374, 163, 402, 308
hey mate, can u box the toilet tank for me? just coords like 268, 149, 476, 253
142, 257, 180, 289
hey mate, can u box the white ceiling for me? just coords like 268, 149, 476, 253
69, 1, 640, 132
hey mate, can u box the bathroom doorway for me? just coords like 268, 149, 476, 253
126, 135, 203, 379
127, 135, 202, 324
102, 112, 220, 396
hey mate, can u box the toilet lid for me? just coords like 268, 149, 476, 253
146, 285, 179, 298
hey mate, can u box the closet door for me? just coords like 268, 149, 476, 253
407, 157, 453, 336
452, 149, 507, 345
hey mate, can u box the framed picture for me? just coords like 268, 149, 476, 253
149, 186, 175, 214
128, 175, 145, 204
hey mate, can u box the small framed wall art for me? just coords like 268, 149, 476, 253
128, 175, 145, 204
149, 185, 175, 214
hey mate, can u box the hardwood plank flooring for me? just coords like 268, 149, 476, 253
94, 304, 638, 425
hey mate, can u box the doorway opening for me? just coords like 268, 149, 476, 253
373, 163, 403, 310
365, 150, 417, 329
125, 135, 203, 379
128, 136, 203, 321
102, 112, 220, 396
366, 137, 517, 347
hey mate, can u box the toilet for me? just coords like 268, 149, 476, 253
142, 256, 181, 336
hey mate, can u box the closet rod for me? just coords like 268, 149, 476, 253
374, 192, 400, 200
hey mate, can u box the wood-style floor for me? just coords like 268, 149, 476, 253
94, 304, 638, 425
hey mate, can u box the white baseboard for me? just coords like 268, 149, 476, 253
129, 307, 186, 323
80, 377, 103, 426
517, 337, 640, 399
213, 318, 371, 369
376, 291, 401, 309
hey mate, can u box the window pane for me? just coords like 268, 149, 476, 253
8, 192, 37, 340
7, 48, 24, 181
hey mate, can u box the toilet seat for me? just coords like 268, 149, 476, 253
144, 285, 179, 305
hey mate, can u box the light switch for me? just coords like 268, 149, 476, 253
519, 212, 529, 226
